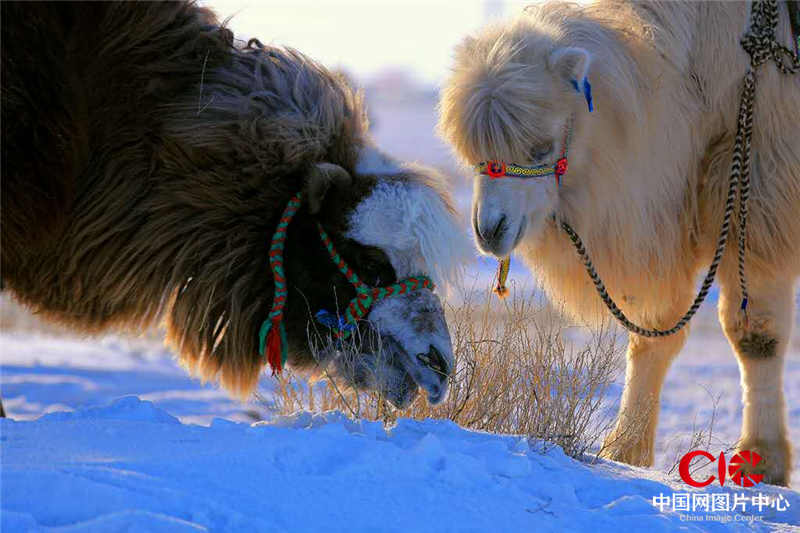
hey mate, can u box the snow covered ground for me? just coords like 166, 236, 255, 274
1, 395, 797, 533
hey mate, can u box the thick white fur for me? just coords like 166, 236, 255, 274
348, 147, 474, 291
439, 0, 799, 485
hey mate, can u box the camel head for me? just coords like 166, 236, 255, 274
289, 154, 470, 408
150, 39, 474, 408
439, 19, 593, 258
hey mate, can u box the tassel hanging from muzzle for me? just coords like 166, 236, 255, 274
494, 256, 511, 299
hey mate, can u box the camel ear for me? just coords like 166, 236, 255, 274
549, 47, 591, 83
304, 162, 352, 215
549, 47, 593, 111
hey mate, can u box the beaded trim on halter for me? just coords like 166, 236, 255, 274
475, 115, 573, 186
258, 192, 435, 374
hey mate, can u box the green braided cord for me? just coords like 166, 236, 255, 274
317, 223, 367, 291
315, 222, 434, 340
258, 319, 269, 355
259, 193, 302, 370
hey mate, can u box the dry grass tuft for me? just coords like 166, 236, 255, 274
267, 286, 625, 459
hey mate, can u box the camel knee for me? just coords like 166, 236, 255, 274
718, 281, 793, 485
738, 331, 779, 360
720, 313, 782, 361
718, 285, 793, 363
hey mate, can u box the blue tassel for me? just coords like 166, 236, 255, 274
315, 309, 355, 332
570, 77, 593, 112
740, 297, 748, 311
582, 77, 593, 112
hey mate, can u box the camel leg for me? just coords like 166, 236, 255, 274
718, 278, 794, 486
600, 327, 689, 466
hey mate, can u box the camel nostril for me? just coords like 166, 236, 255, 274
476, 214, 507, 245
489, 215, 507, 241
417, 346, 448, 377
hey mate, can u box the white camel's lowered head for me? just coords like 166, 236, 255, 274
439, 15, 598, 258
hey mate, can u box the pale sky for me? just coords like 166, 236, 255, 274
205, 0, 535, 84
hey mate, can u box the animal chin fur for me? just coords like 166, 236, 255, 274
347, 147, 474, 293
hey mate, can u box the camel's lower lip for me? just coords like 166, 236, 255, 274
382, 335, 448, 406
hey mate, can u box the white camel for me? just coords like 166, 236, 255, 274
439, 0, 799, 485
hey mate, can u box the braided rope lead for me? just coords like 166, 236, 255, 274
561, 0, 798, 338
259, 193, 302, 373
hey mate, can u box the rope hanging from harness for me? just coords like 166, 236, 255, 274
560, 0, 798, 337
259, 192, 435, 374
259, 194, 300, 373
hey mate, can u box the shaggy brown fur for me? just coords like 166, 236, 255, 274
0, 2, 425, 399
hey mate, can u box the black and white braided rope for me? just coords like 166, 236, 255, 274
737, 72, 755, 312
561, 0, 798, 338
742, 0, 800, 74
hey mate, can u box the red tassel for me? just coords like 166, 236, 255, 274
266, 317, 283, 375
493, 284, 509, 299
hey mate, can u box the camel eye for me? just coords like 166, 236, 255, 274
362, 246, 396, 285
530, 143, 554, 162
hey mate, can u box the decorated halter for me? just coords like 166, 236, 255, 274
258, 192, 435, 374
474, 74, 592, 185
478, 76, 592, 298
475, 115, 574, 186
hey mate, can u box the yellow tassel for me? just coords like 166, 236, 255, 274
493, 256, 510, 299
